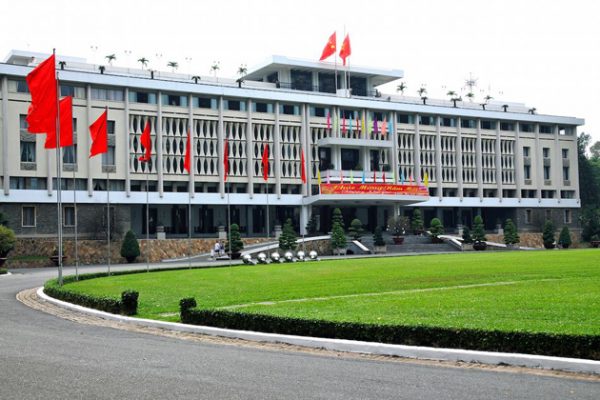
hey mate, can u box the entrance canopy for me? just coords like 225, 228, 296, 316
303, 183, 430, 206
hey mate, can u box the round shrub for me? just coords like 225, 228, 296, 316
120, 230, 140, 263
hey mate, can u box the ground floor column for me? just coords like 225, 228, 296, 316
300, 205, 310, 235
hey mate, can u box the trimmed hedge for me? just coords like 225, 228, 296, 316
180, 301, 600, 360
0, 268, 7, 275
44, 274, 138, 315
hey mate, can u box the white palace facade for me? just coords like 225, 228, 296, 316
0, 50, 583, 238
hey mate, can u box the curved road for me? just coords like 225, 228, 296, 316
1, 266, 598, 400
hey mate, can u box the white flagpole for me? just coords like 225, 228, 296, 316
55, 49, 64, 286
145, 170, 149, 272
73, 162, 78, 280
227, 180, 231, 267
266, 181, 269, 239
188, 182, 192, 269
106, 168, 111, 275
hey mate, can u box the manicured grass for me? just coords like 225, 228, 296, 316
62, 250, 600, 335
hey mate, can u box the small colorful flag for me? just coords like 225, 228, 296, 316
373, 117, 378, 134
326, 170, 330, 184
349, 169, 354, 183
348, 117, 353, 134
401, 171, 405, 184
381, 116, 387, 136
317, 169, 322, 184
300, 148, 306, 183
342, 116, 346, 134
362, 170, 365, 183
326, 111, 331, 130
424, 171, 429, 187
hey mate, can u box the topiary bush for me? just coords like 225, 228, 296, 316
472, 215, 487, 243
503, 219, 520, 246
348, 219, 364, 241
462, 226, 473, 244
373, 226, 385, 247
120, 230, 140, 263
121, 290, 139, 315
330, 222, 347, 254
226, 223, 244, 255
429, 218, 444, 241
542, 220, 555, 249
411, 209, 424, 234
332, 208, 345, 231
279, 218, 297, 251
0, 225, 16, 258
558, 226, 572, 249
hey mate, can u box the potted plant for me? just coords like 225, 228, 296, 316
0, 225, 16, 267
330, 221, 347, 256
503, 219, 520, 249
429, 217, 444, 243
387, 215, 409, 244
279, 218, 298, 251
373, 226, 386, 254
348, 218, 364, 242
472, 215, 487, 251
411, 209, 424, 235
120, 230, 141, 263
49, 245, 67, 266
558, 226, 572, 249
542, 220, 555, 249
226, 223, 244, 259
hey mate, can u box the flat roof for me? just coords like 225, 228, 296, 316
245, 55, 404, 86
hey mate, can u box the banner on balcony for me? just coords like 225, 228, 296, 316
320, 183, 429, 196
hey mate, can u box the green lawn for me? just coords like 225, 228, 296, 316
62, 250, 600, 335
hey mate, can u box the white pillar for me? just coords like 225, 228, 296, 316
414, 113, 421, 182
125, 88, 131, 196
246, 99, 254, 198
495, 121, 502, 201
514, 123, 523, 201
456, 117, 464, 200
1, 76, 9, 195
274, 101, 281, 198
300, 204, 309, 235
435, 116, 443, 199
157, 90, 163, 197
476, 119, 483, 200
218, 96, 225, 198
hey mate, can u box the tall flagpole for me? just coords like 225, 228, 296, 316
266, 182, 269, 239
227, 180, 231, 267
188, 181, 192, 269
54, 49, 64, 286
106, 168, 111, 275
145, 170, 149, 272
73, 161, 78, 280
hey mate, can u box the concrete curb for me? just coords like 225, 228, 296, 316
37, 287, 600, 375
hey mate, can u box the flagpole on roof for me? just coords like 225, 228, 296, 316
54, 48, 64, 286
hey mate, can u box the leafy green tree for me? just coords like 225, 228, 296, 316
542, 220, 555, 249
472, 215, 487, 242
0, 212, 8, 226
373, 226, 385, 247
462, 226, 473, 244
330, 222, 347, 254
503, 219, 520, 245
558, 226, 572, 249
279, 218, 297, 251
305, 213, 318, 235
226, 223, 244, 254
348, 219, 364, 241
411, 209, 424, 234
580, 207, 600, 241
332, 208, 345, 231
578, 133, 600, 208
0, 225, 16, 257
429, 217, 444, 239
120, 230, 140, 262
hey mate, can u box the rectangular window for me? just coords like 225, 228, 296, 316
500, 122, 514, 131
560, 190, 575, 199
540, 125, 553, 134
480, 120, 496, 130
64, 206, 75, 227
525, 209, 532, 224
419, 116, 433, 126
563, 166, 569, 181
523, 146, 530, 157
564, 210, 572, 224
397, 113, 414, 124
20, 141, 36, 162
254, 102, 272, 113
102, 145, 116, 166
22, 206, 36, 227
441, 117, 456, 127
128, 90, 155, 104
524, 165, 531, 179
520, 123, 533, 132
461, 119, 475, 129
63, 144, 77, 164
194, 96, 216, 109
92, 87, 124, 101
225, 100, 245, 111
544, 166, 551, 180
107, 120, 115, 135
161, 94, 188, 107
60, 85, 86, 99
543, 148, 550, 158
562, 149, 568, 159
290, 69, 313, 91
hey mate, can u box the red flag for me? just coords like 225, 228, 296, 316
339, 34, 351, 66
26, 54, 57, 134
45, 96, 73, 149
223, 139, 229, 182
319, 32, 336, 61
262, 143, 269, 181
138, 121, 152, 162
89, 109, 107, 158
300, 148, 306, 184
184, 129, 192, 173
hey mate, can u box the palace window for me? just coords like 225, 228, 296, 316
22, 206, 36, 227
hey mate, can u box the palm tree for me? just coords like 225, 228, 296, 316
484, 95, 493, 103
210, 61, 220, 78
446, 90, 457, 99
421, 96, 428, 105
502, 104, 509, 112
417, 87, 427, 98
191, 76, 201, 84
528, 107, 536, 115
105, 54, 116, 65
58, 61, 66, 70
98, 65, 105, 74
137, 57, 149, 70
451, 96, 462, 108
396, 82, 407, 95
237, 64, 247, 77
167, 61, 179, 72
465, 92, 475, 102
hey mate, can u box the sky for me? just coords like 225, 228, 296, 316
2, 0, 599, 145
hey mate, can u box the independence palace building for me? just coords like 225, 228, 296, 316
0, 50, 583, 239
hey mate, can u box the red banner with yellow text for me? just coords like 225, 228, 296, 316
320, 183, 429, 196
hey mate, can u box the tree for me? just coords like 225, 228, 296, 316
429, 217, 444, 240
332, 208, 345, 231
120, 230, 140, 263
305, 213, 318, 235
105, 54, 116, 65
446, 90, 457, 99
387, 215, 409, 236
330, 221, 347, 254
590, 141, 600, 159
578, 133, 600, 208
348, 219, 364, 241
226, 223, 244, 254
396, 82, 407, 95
0, 225, 16, 257
279, 218, 297, 251
373, 226, 385, 247
580, 207, 600, 242
237, 64, 248, 77
503, 219, 520, 245
465, 92, 475, 102
462, 226, 473, 244
472, 215, 487, 242
137, 57, 149, 70
417, 87, 427, 98
191, 76, 201, 84
558, 226, 572, 249
210, 61, 220, 77
411, 209, 424, 234
542, 220, 555, 249
167, 61, 179, 72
